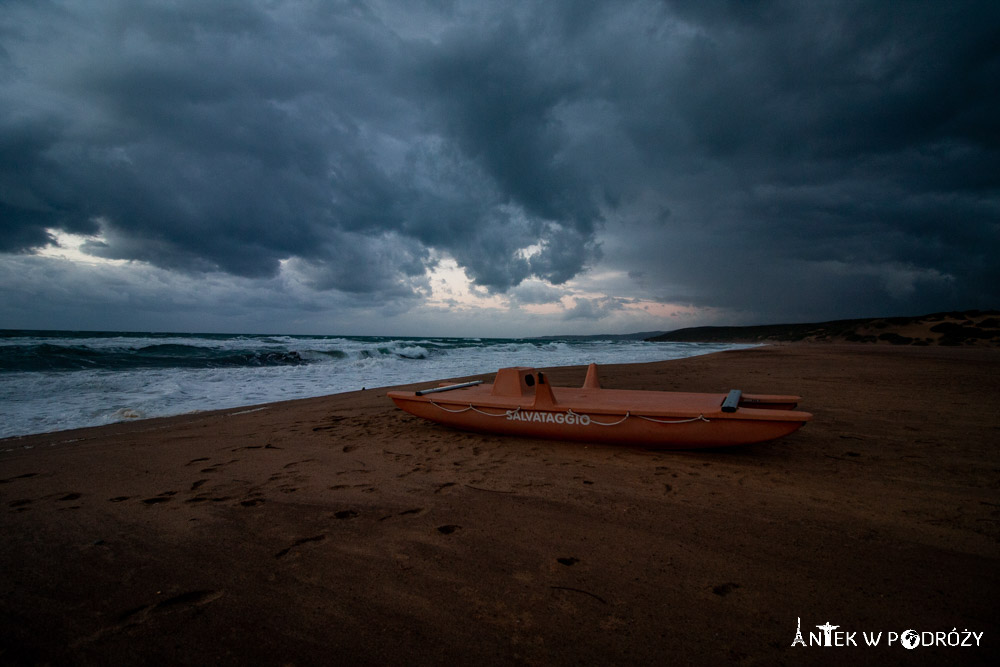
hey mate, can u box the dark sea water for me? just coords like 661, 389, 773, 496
0, 330, 748, 439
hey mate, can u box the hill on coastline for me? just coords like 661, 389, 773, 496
531, 331, 665, 342
646, 310, 1000, 346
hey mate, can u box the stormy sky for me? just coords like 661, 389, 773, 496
1, 0, 997, 336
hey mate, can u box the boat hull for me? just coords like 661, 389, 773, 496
389, 394, 808, 448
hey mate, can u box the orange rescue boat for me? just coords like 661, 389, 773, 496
388, 364, 811, 449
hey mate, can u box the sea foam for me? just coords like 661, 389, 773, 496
0, 331, 749, 439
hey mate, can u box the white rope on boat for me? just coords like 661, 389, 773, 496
636, 414, 711, 424
429, 401, 515, 417
427, 402, 709, 425
470, 405, 515, 417
570, 408, 629, 426
428, 401, 472, 413
568, 408, 709, 426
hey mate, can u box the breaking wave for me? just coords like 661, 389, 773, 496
0, 330, 749, 439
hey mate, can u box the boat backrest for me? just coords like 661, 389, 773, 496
532, 372, 558, 408
491, 367, 541, 397
492, 367, 559, 406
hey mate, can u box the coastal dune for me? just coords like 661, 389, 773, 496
1, 345, 998, 664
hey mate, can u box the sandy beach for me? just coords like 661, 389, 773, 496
1, 344, 998, 665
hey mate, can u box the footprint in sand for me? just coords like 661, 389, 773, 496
274, 535, 325, 559
712, 582, 740, 597
110, 590, 225, 630
0, 472, 40, 484
142, 491, 177, 505
283, 459, 316, 469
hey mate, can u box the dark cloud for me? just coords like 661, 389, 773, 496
1, 0, 997, 329
289, 230, 429, 298
510, 280, 565, 306
563, 296, 626, 321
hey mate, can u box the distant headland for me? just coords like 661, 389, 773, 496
645, 310, 1000, 346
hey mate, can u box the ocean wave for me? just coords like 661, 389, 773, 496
0, 343, 105, 371
0, 330, 755, 438
389, 344, 431, 360
0, 342, 309, 371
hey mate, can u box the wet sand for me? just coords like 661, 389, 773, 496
1, 344, 998, 665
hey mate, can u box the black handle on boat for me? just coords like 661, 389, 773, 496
721, 389, 742, 413
415, 380, 484, 396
